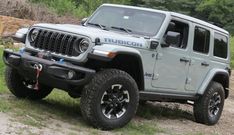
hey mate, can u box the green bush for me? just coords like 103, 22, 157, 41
230, 37, 234, 68
29, 0, 78, 16
29, 0, 130, 18
75, 0, 130, 17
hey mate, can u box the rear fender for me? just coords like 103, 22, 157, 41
198, 68, 229, 96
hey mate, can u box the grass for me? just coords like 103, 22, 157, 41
230, 36, 234, 67
137, 102, 193, 120
115, 120, 164, 135
0, 46, 7, 94
0, 91, 167, 134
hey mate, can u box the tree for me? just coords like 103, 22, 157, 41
75, 0, 131, 17
195, 0, 234, 34
73, 0, 234, 34
136, 0, 199, 14
133, 0, 234, 34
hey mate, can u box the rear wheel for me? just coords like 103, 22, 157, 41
80, 69, 139, 130
5, 66, 53, 100
193, 81, 225, 125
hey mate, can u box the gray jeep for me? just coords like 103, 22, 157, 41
3, 4, 231, 130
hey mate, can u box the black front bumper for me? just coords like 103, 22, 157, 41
3, 49, 96, 90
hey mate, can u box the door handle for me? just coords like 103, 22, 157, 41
180, 57, 190, 63
201, 62, 209, 67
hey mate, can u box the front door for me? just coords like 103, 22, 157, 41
152, 19, 191, 91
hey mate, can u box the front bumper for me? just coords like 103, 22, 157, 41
3, 49, 95, 90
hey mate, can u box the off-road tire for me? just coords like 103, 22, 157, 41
80, 69, 139, 130
193, 81, 225, 125
5, 66, 53, 100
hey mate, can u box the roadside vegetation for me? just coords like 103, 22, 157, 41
28, 0, 234, 35
29, 0, 131, 18
0, 47, 7, 94
231, 37, 234, 67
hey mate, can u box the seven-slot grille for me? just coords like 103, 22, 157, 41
30, 29, 81, 56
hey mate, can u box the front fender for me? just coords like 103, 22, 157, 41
88, 44, 145, 90
89, 44, 143, 60
198, 68, 229, 95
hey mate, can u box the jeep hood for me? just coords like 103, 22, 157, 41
32, 23, 149, 49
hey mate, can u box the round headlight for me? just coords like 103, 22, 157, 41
30, 29, 39, 42
79, 39, 89, 53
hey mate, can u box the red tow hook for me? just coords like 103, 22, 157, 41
33, 64, 43, 90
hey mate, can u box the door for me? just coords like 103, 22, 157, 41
185, 25, 211, 91
152, 19, 190, 91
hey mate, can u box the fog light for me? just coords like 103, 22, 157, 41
67, 70, 76, 79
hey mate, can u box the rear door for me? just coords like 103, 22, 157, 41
185, 25, 212, 91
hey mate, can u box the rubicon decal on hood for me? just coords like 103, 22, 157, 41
104, 38, 143, 48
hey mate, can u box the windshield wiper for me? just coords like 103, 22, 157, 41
111, 26, 132, 34
87, 22, 106, 30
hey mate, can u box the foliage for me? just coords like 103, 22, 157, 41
134, 0, 199, 15
29, 0, 131, 18
195, 0, 234, 34
0, 47, 6, 94
29, 0, 78, 16
136, 0, 234, 35
0, 38, 14, 49
230, 37, 234, 68
74, 0, 131, 17
29, 0, 234, 34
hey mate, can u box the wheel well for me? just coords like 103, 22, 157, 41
85, 54, 144, 91
212, 73, 229, 98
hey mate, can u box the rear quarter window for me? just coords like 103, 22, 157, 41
193, 26, 210, 54
213, 33, 228, 59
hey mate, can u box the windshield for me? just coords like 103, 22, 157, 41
87, 6, 166, 37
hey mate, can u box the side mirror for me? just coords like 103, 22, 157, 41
161, 31, 181, 48
150, 41, 159, 49
81, 17, 88, 25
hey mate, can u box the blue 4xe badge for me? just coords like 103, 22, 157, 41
104, 38, 143, 48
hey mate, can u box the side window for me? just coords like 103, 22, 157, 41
164, 20, 189, 49
193, 26, 210, 54
213, 33, 228, 59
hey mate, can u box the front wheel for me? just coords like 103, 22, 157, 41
80, 69, 139, 130
5, 66, 53, 100
193, 81, 225, 125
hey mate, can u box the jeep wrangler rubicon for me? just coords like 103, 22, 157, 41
3, 4, 231, 130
